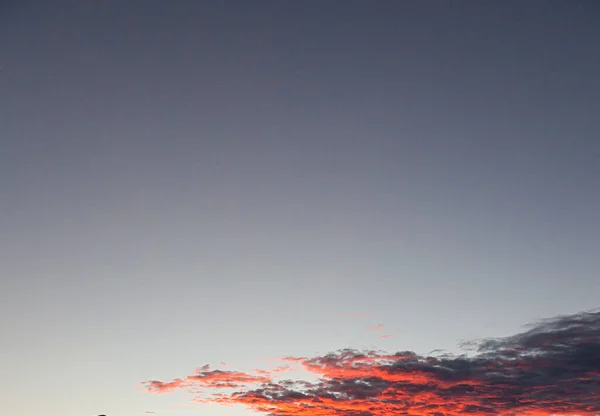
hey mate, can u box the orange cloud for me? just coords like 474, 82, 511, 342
144, 368, 272, 394
142, 310, 600, 416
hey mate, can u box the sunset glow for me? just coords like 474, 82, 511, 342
3, 2, 599, 415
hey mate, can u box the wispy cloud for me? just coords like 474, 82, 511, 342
366, 323, 385, 331
144, 366, 271, 393
142, 310, 600, 415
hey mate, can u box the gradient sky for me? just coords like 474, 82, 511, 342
1, 1, 599, 416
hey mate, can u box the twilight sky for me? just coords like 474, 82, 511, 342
1, 1, 599, 416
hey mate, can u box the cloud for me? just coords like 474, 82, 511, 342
366, 324, 385, 331
142, 310, 600, 415
144, 367, 272, 393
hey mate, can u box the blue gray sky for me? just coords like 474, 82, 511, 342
1, 1, 599, 416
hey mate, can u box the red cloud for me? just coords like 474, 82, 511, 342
142, 310, 600, 416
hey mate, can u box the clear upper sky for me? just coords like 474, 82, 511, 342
1, 1, 599, 416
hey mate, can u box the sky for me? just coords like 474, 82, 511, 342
0, 1, 599, 416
